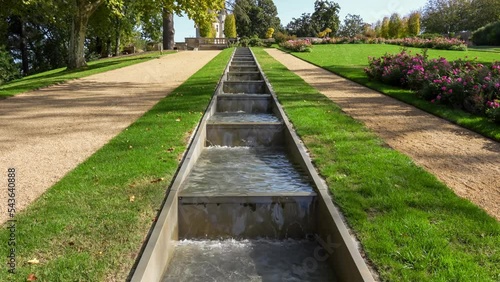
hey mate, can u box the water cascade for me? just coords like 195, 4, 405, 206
131, 48, 375, 282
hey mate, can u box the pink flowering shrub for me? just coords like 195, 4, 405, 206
280, 39, 312, 52
386, 37, 467, 51
365, 52, 500, 122
312, 36, 467, 51
486, 100, 500, 122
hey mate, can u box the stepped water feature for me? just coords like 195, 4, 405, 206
130, 48, 375, 282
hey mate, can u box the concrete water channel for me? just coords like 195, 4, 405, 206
131, 48, 375, 282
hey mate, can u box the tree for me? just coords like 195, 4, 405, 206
469, 0, 500, 30
422, 0, 500, 34
88, 2, 141, 58
67, 0, 106, 69
388, 13, 403, 38
285, 0, 340, 37
338, 14, 364, 37
232, 0, 280, 38
407, 11, 421, 36
159, 1, 224, 50
1, 0, 70, 75
362, 23, 376, 38
69, 0, 225, 68
163, 10, 175, 49
224, 14, 237, 37
311, 0, 341, 34
381, 17, 390, 38
199, 18, 215, 37
422, 0, 471, 34
373, 21, 382, 37
286, 13, 316, 37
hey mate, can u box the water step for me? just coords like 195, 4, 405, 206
232, 55, 254, 60
229, 65, 259, 72
232, 57, 255, 61
206, 123, 283, 146
216, 94, 272, 113
207, 112, 282, 146
232, 61, 256, 65
223, 81, 268, 94
162, 239, 336, 281
178, 147, 315, 238
227, 71, 262, 81
178, 195, 316, 239
209, 113, 280, 123
180, 147, 313, 195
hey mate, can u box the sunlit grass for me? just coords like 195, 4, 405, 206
0, 51, 175, 98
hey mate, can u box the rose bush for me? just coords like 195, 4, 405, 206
365, 51, 500, 122
279, 39, 312, 52
310, 36, 467, 51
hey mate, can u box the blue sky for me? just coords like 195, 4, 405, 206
174, 0, 428, 41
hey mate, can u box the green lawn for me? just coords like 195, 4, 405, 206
288, 44, 500, 141
468, 46, 500, 53
0, 51, 174, 98
0, 49, 232, 281
253, 47, 500, 282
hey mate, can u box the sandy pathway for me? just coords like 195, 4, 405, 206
265, 49, 500, 221
0, 51, 220, 224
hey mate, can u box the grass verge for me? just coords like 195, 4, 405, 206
287, 44, 500, 141
253, 47, 500, 282
0, 51, 175, 98
0, 49, 232, 281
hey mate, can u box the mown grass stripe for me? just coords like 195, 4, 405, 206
253, 47, 500, 282
0, 49, 232, 281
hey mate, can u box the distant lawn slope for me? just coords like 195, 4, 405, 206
289, 44, 500, 141
0, 51, 173, 98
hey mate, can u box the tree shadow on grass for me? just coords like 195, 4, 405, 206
0, 57, 155, 98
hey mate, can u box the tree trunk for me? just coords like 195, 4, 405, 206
20, 19, 29, 76
67, 0, 104, 69
67, 11, 89, 69
163, 10, 175, 50
106, 37, 111, 57
114, 16, 121, 56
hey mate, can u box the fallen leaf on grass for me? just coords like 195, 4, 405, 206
27, 258, 39, 264
175, 118, 181, 122
150, 178, 164, 184
167, 147, 175, 153
27, 273, 37, 281
129, 195, 135, 202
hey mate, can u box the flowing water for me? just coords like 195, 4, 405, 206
162, 239, 336, 282
209, 113, 280, 123
180, 147, 313, 195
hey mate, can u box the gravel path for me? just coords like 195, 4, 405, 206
265, 49, 500, 221
0, 51, 220, 224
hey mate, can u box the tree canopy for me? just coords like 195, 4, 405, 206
338, 14, 365, 38
232, 0, 281, 38
285, 0, 340, 37
224, 14, 237, 38
0, 0, 225, 72
422, 0, 500, 34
